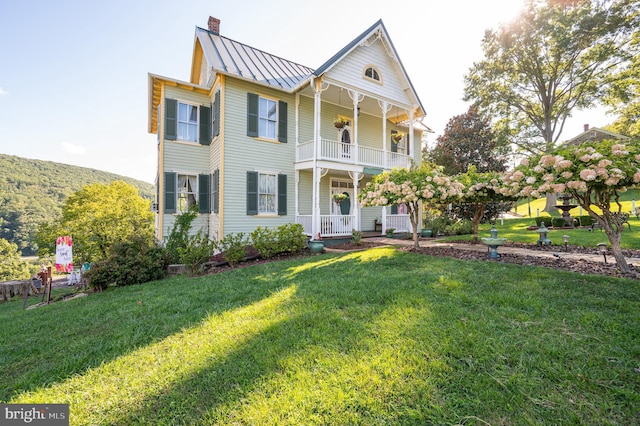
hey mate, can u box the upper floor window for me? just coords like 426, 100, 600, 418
364, 65, 382, 83
178, 102, 198, 142
259, 97, 277, 139
247, 93, 288, 143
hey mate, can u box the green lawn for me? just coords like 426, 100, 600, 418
444, 216, 640, 249
2, 248, 639, 425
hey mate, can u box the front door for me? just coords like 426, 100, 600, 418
340, 126, 352, 159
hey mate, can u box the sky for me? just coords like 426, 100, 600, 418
0, 0, 610, 184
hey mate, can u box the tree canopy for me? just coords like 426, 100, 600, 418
427, 105, 511, 174
464, 0, 640, 154
35, 181, 155, 262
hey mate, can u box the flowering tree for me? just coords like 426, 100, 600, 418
359, 164, 464, 249
455, 166, 517, 244
507, 139, 640, 275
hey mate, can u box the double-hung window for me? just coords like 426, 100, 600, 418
177, 174, 197, 212
246, 93, 288, 143
259, 97, 277, 140
258, 173, 277, 214
178, 102, 198, 142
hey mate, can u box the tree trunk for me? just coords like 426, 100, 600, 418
602, 220, 631, 275
410, 202, 420, 249
471, 202, 486, 244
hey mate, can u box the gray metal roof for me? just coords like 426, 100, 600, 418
195, 26, 314, 90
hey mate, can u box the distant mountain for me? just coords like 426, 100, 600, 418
0, 154, 155, 256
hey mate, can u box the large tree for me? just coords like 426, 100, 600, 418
0, 238, 30, 280
35, 181, 155, 262
464, 0, 640, 154
428, 105, 510, 174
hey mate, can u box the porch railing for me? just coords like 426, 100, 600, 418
297, 214, 410, 237
296, 139, 410, 170
297, 215, 354, 237
384, 214, 411, 233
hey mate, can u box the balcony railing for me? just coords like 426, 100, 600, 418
296, 139, 410, 170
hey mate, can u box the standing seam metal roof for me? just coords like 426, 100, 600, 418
196, 26, 314, 90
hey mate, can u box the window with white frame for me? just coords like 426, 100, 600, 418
258, 173, 277, 214
364, 65, 381, 83
177, 174, 197, 212
259, 97, 277, 139
178, 102, 198, 142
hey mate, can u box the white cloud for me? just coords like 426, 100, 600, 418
61, 142, 86, 155
0, 86, 7, 95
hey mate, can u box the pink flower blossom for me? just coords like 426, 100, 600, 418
579, 169, 597, 181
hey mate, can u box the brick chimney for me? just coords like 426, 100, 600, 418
584, 124, 589, 132
208, 16, 220, 34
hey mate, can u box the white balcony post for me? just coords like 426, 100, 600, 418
379, 100, 391, 169
349, 90, 364, 165
311, 78, 328, 237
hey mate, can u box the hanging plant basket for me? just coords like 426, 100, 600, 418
392, 132, 405, 143
334, 117, 348, 129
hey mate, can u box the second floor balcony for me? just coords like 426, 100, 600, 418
296, 138, 411, 170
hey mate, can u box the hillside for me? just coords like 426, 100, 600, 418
0, 154, 155, 256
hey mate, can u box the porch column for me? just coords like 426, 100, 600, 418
311, 78, 328, 237
351, 171, 360, 231
381, 206, 388, 236
349, 90, 364, 165
378, 100, 391, 169
408, 109, 414, 160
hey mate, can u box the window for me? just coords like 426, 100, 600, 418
247, 93, 288, 142
246, 171, 287, 215
177, 174, 197, 212
258, 173, 277, 214
164, 98, 211, 145
259, 97, 277, 139
178, 102, 198, 142
364, 65, 381, 83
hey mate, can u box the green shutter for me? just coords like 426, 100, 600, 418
247, 93, 259, 137
390, 130, 398, 153
246, 171, 258, 215
391, 205, 398, 215
213, 90, 220, 138
165, 99, 177, 140
212, 169, 220, 214
164, 172, 176, 213
278, 100, 287, 143
277, 174, 287, 215
199, 106, 211, 145
198, 174, 210, 213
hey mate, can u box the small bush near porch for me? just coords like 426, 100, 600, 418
2, 247, 638, 424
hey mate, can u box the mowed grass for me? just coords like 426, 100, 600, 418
446, 216, 640, 249
2, 247, 639, 425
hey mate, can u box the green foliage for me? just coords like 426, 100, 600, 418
273, 223, 307, 254
0, 238, 30, 280
250, 226, 278, 259
85, 237, 167, 291
351, 229, 363, 245
178, 230, 218, 275
218, 232, 248, 266
428, 105, 510, 174
165, 206, 199, 264
0, 154, 154, 256
578, 215, 594, 226
551, 217, 568, 228
36, 181, 155, 263
464, 0, 640, 151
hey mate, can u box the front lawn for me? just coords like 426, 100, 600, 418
2, 247, 639, 425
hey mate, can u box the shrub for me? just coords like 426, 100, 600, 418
446, 219, 474, 235
86, 237, 167, 290
578, 215, 593, 226
218, 233, 248, 266
551, 217, 567, 228
351, 230, 363, 245
178, 230, 218, 275
274, 223, 307, 254
165, 206, 198, 264
250, 226, 278, 259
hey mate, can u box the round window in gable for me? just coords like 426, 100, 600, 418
364, 66, 381, 83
